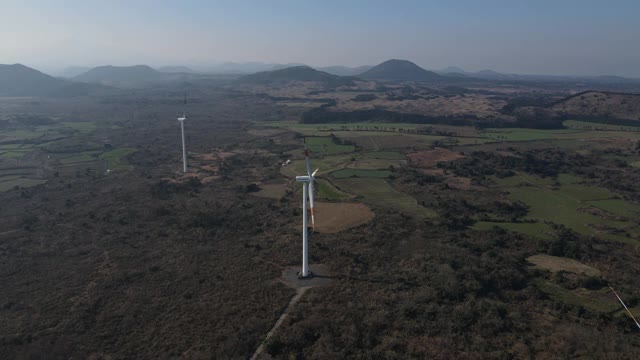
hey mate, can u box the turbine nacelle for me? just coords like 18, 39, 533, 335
295, 175, 311, 182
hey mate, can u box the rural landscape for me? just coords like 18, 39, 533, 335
3, 1, 640, 359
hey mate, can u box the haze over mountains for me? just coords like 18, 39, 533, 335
3, 58, 640, 97
73, 65, 166, 86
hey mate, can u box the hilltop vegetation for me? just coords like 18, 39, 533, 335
359, 59, 445, 82
73, 65, 166, 86
239, 66, 357, 87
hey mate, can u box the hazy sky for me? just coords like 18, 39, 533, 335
2, 0, 639, 76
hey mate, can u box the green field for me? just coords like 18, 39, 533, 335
485, 172, 640, 243
265, 121, 439, 134
58, 151, 101, 164
316, 178, 352, 200
62, 121, 98, 133
280, 153, 354, 178
0, 178, 47, 192
334, 177, 436, 218
332, 169, 392, 179
528, 254, 601, 277
490, 172, 556, 187
534, 279, 620, 313
505, 185, 633, 243
480, 128, 584, 141
305, 136, 355, 155
363, 151, 406, 160
584, 199, 640, 218
564, 120, 640, 132
101, 148, 137, 171
479, 127, 640, 143
472, 221, 553, 239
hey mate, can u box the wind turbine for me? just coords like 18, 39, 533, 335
177, 93, 187, 173
295, 141, 318, 278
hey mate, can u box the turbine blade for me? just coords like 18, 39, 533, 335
312, 168, 319, 177
308, 181, 315, 230
303, 139, 312, 176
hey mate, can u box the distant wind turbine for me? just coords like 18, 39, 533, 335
295, 140, 318, 278
177, 93, 187, 173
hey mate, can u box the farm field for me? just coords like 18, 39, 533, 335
313, 202, 375, 233
527, 254, 601, 277
315, 178, 352, 200
533, 279, 620, 313
564, 120, 640, 132
495, 179, 636, 243
331, 169, 391, 178
101, 148, 137, 171
0, 119, 136, 191
334, 177, 436, 218
304, 136, 354, 155
280, 153, 353, 177
472, 221, 553, 239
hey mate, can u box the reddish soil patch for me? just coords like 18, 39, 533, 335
314, 202, 375, 233
446, 177, 486, 191
419, 168, 446, 176
201, 176, 219, 184
407, 148, 464, 168
446, 177, 472, 190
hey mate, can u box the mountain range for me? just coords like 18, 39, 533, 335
0, 64, 105, 97
2, 60, 639, 97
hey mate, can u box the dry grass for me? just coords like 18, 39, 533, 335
314, 202, 375, 233
553, 91, 640, 121
407, 148, 465, 168
253, 184, 287, 199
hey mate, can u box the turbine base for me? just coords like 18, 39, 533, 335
297, 271, 314, 279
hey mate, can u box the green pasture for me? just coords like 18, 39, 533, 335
472, 221, 553, 239
62, 121, 98, 133
363, 151, 406, 160
564, 120, 640, 132
58, 151, 101, 164
332, 169, 392, 179
490, 172, 556, 187
584, 199, 640, 218
485, 171, 640, 243
305, 136, 355, 155
480, 128, 583, 142
534, 279, 620, 313
0, 178, 47, 192
506, 185, 633, 243
316, 178, 352, 200
280, 153, 353, 178
334, 177, 436, 218
528, 254, 601, 277
101, 148, 137, 171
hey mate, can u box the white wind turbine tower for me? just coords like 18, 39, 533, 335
177, 93, 187, 173
295, 141, 318, 278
